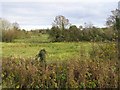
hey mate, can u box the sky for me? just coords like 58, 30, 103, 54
0, 0, 120, 30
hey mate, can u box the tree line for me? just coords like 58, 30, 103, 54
48, 10, 119, 42
48, 25, 116, 42
1, 9, 119, 42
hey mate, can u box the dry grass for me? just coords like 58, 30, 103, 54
2, 57, 119, 88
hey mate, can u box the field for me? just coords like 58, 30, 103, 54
2, 34, 93, 62
2, 34, 119, 88
1, 1, 120, 88
2, 42, 92, 61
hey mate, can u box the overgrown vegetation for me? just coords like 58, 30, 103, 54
0, 14, 118, 43
48, 25, 117, 42
1, 8, 120, 89
2, 43, 119, 88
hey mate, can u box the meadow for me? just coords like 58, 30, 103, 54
2, 33, 93, 62
1, 6, 120, 88
2, 42, 92, 62
2, 34, 119, 88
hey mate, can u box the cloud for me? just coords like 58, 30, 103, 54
1, 1, 119, 30
1, 0, 120, 3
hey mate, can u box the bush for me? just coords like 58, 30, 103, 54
2, 56, 119, 88
89, 42, 118, 61
48, 26, 116, 42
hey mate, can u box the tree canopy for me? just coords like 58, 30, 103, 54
52, 15, 70, 30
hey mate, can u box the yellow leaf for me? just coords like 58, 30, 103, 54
16, 85, 20, 88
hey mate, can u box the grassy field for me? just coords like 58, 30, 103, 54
13, 34, 50, 43
2, 34, 119, 88
2, 42, 92, 62
2, 33, 115, 61
2, 33, 93, 61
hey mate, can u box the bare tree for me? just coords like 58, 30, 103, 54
84, 22, 94, 29
0, 18, 20, 42
52, 15, 70, 30
0, 18, 12, 31
12, 22, 19, 29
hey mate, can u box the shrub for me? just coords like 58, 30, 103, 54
2, 55, 119, 88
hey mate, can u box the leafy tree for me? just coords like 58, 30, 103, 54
49, 26, 64, 42
69, 25, 79, 41
106, 9, 120, 28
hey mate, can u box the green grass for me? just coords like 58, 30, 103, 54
2, 34, 93, 62
2, 42, 92, 62
2, 34, 118, 88
13, 34, 50, 43
2, 34, 112, 62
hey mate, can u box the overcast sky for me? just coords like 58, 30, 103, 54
0, 0, 120, 30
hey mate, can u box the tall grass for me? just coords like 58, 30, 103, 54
2, 43, 119, 88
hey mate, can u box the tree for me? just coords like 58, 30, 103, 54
106, 9, 120, 40
0, 18, 12, 31
52, 15, 70, 30
12, 22, 19, 29
106, 9, 120, 87
84, 22, 94, 29
69, 25, 79, 41
106, 9, 120, 28
0, 18, 20, 42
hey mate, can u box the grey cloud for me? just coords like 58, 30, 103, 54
1, 1, 118, 29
